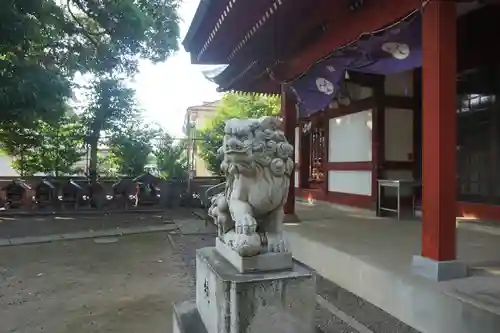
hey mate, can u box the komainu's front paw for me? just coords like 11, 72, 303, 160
266, 233, 288, 253
232, 233, 262, 257
235, 213, 257, 235
223, 230, 262, 257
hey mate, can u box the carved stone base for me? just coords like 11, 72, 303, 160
215, 238, 293, 273
412, 255, 467, 281
173, 247, 316, 333
173, 301, 206, 333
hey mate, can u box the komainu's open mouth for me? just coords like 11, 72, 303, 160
225, 149, 247, 154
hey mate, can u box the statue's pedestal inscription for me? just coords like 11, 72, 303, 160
172, 117, 316, 333
174, 248, 316, 333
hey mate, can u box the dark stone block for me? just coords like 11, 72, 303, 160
173, 300, 207, 333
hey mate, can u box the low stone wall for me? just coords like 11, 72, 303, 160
0, 176, 226, 213
0, 176, 118, 194
0, 176, 191, 212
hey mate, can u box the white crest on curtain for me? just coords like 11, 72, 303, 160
381, 42, 410, 60
315, 77, 334, 95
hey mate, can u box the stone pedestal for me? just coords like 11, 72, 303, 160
173, 116, 315, 332
173, 247, 316, 333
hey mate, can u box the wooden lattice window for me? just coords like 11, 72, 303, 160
457, 94, 496, 113
309, 127, 325, 184
456, 93, 497, 202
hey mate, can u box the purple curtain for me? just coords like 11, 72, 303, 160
290, 14, 422, 117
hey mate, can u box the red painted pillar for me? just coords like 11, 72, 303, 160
300, 126, 311, 189
421, 1, 457, 261
297, 121, 302, 189
372, 76, 385, 211
282, 85, 296, 215
322, 113, 330, 199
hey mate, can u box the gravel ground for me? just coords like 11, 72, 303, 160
169, 220, 359, 333
314, 303, 360, 333
0, 215, 420, 333
0, 232, 191, 333
316, 275, 421, 333
170, 219, 420, 333
168, 232, 215, 295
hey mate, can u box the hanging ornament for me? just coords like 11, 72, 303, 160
302, 122, 312, 133
348, 0, 365, 11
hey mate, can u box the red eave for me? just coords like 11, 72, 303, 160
276, 0, 423, 81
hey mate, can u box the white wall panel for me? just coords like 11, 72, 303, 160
328, 110, 372, 162
328, 170, 372, 196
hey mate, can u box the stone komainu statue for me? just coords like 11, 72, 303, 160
208, 116, 294, 257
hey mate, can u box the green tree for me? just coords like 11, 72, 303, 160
0, 116, 85, 176
107, 122, 160, 177
0, 1, 72, 133
97, 154, 118, 178
72, 0, 181, 182
197, 93, 281, 174
0, 0, 181, 171
0, 127, 42, 176
154, 132, 188, 179
82, 76, 138, 181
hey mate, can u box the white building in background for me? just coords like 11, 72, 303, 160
0, 155, 21, 177
183, 100, 220, 177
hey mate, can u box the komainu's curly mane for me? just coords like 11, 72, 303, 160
220, 116, 294, 178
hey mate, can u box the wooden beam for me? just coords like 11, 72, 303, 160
275, 0, 422, 80
325, 97, 377, 119
383, 95, 417, 109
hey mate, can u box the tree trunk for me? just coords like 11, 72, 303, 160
20, 148, 24, 178
89, 135, 99, 184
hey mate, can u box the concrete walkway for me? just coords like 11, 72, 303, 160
286, 200, 500, 333
0, 224, 179, 247
0, 208, 169, 217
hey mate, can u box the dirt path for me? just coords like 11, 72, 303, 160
0, 232, 191, 333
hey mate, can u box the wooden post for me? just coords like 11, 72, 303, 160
282, 85, 297, 216
322, 112, 330, 199
412, 0, 466, 281
372, 76, 385, 211
300, 125, 311, 189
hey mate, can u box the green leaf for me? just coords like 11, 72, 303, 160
197, 93, 281, 174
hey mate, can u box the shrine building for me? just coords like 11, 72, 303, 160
183, 1, 500, 332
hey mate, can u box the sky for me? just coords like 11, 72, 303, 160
131, 0, 222, 139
